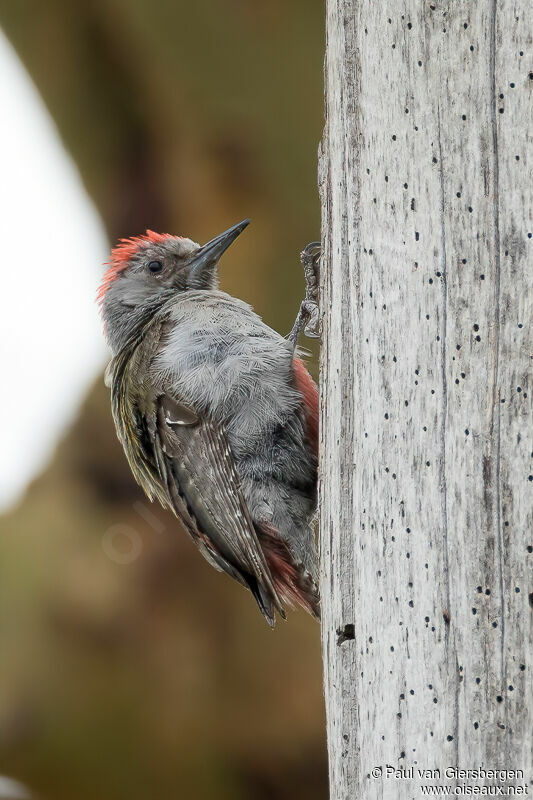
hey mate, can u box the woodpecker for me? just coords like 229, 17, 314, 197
99, 219, 320, 625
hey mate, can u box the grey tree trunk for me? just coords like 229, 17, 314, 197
318, 2, 532, 798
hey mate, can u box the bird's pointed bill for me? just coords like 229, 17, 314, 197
188, 219, 250, 283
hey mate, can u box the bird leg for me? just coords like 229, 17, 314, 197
287, 241, 321, 347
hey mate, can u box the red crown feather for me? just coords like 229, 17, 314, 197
97, 229, 179, 303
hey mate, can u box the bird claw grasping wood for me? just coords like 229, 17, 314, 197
287, 241, 321, 345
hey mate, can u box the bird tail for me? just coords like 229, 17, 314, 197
255, 522, 320, 620
244, 574, 280, 627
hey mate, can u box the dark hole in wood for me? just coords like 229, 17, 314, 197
337, 623, 355, 645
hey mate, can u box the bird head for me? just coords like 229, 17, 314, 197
99, 219, 250, 351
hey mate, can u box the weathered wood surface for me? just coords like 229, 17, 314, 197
318, 2, 532, 798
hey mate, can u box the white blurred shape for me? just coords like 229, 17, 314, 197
0, 29, 109, 510
0, 776, 32, 799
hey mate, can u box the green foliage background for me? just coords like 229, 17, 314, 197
0, 2, 326, 799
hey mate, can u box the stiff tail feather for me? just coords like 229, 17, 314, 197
256, 522, 320, 620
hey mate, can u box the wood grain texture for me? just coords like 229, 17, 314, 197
318, 2, 532, 797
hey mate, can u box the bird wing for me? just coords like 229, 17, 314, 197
151, 394, 285, 625
106, 309, 285, 625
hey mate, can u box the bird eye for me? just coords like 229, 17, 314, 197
148, 260, 163, 274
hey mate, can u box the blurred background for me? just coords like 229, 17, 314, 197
0, 2, 325, 799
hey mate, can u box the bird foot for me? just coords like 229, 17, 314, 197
287, 241, 321, 346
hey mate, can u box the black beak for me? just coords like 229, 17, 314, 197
188, 219, 250, 286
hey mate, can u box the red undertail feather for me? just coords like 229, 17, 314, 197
257, 522, 320, 619
97, 229, 181, 302
292, 357, 318, 457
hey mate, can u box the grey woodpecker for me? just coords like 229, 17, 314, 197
99, 220, 320, 625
